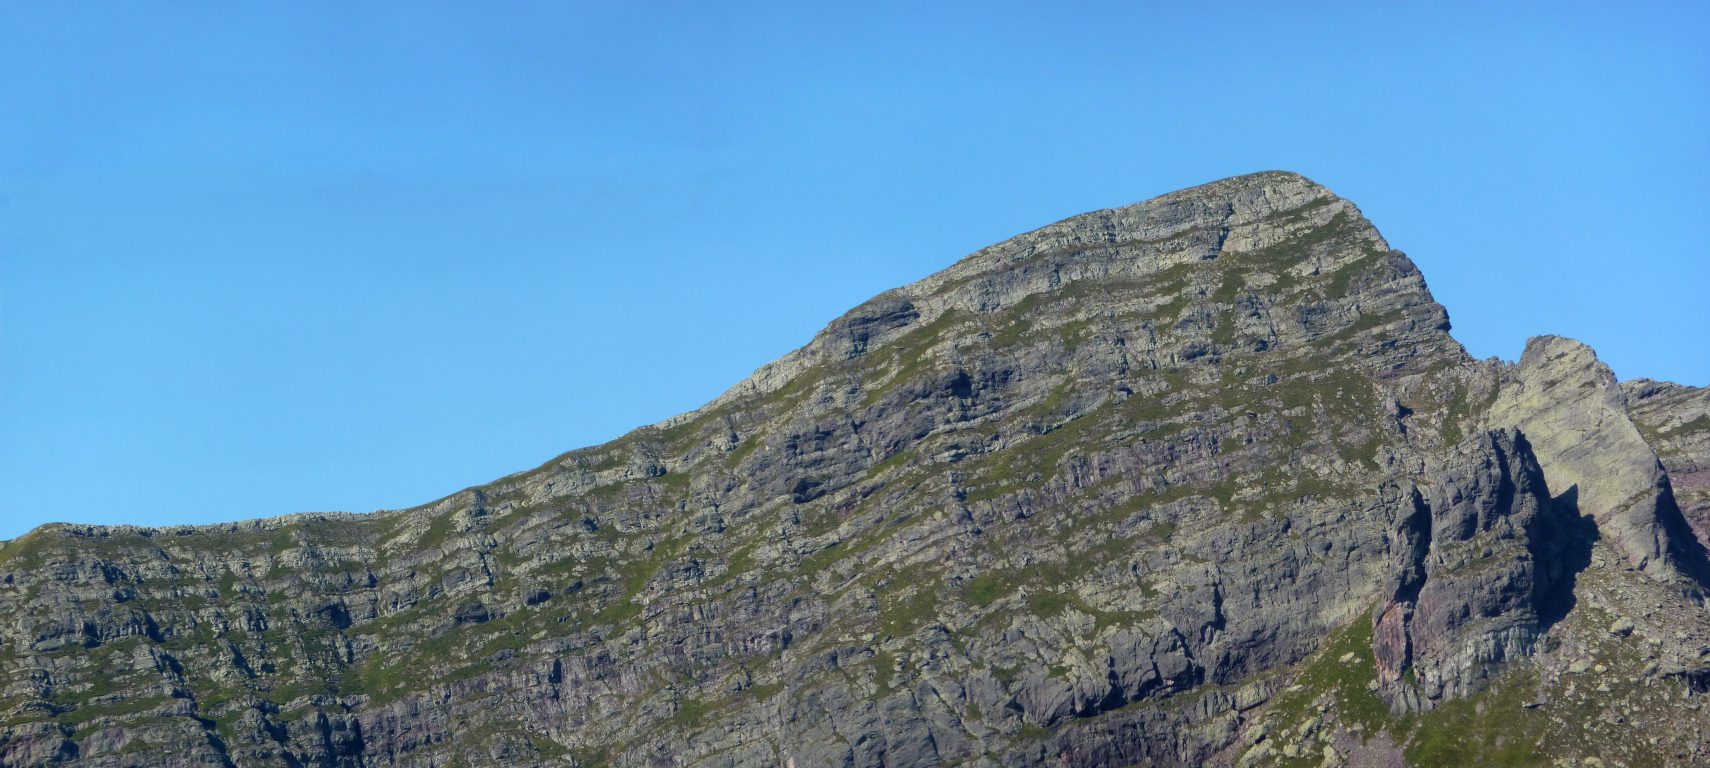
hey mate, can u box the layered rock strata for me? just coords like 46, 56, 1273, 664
1, 172, 1707, 767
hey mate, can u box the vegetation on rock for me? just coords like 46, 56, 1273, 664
2, 171, 1707, 767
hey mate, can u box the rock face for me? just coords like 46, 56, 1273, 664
1372, 428, 1567, 712
1489, 336, 1710, 588
1624, 378, 1710, 547
2, 171, 1709, 767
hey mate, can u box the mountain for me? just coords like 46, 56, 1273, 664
3, 172, 1709, 767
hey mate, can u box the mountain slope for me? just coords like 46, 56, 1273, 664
3, 172, 1708, 767
1624, 378, 1710, 546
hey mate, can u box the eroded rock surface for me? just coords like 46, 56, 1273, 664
1, 172, 1707, 767
1372, 428, 1568, 712
1624, 378, 1710, 548
1488, 336, 1710, 589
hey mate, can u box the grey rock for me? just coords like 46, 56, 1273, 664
1488, 336, 1710, 588
1623, 378, 1710, 550
1372, 428, 1563, 709
0, 171, 1705, 767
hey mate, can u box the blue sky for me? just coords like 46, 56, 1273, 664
2, 3, 1706, 538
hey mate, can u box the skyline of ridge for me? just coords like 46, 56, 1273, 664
1, 169, 1692, 541
4, 3, 1705, 539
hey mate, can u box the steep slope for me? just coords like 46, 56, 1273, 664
1624, 378, 1710, 546
1, 172, 1707, 768
1489, 337, 1710, 588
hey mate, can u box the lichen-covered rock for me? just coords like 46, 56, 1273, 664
1, 172, 1707, 767
1624, 378, 1710, 547
1372, 428, 1568, 711
1488, 336, 1710, 589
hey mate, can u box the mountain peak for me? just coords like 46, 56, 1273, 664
687, 169, 1428, 427
7, 174, 1709, 767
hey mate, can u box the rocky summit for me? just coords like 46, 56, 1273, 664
3, 171, 1709, 768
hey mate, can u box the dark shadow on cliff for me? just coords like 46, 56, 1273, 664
1656, 478, 1710, 592
1537, 484, 1596, 629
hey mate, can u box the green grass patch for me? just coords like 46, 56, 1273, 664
1264, 611, 1391, 736
964, 571, 1011, 607
1665, 413, 1710, 436
1404, 666, 1549, 767
875, 570, 945, 637
1212, 270, 1245, 303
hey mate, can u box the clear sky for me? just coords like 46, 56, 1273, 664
2, 3, 1706, 539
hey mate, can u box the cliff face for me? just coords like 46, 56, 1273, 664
1489, 336, 1710, 587
1624, 378, 1710, 547
3, 172, 1708, 768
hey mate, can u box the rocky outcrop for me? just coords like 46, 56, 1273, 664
1372, 428, 1572, 711
1624, 378, 1710, 547
1, 172, 1707, 767
1487, 336, 1710, 590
